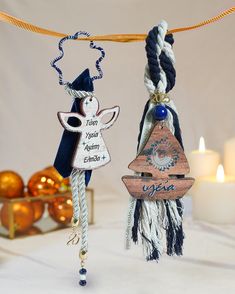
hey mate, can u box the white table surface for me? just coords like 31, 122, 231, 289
1, 197, 235, 294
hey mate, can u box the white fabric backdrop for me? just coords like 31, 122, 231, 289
0, 0, 235, 197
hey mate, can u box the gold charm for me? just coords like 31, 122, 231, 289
67, 217, 80, 245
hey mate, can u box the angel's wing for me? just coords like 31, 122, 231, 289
98, 106, 120, 130
57, 112, 84, 132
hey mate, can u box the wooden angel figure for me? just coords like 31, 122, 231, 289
58, 95, 120, 170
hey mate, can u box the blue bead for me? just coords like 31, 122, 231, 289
79, 280, 87, 286
79, 268, 87, 275
153, 105, 168, 121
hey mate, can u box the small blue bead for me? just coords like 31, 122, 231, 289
153, 105, 168, 121
79, 280, 87, 286
79, 268, 87, 275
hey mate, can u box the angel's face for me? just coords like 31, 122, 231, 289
82, 96, 99, 115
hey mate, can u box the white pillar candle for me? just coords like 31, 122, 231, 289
193, 165, 235, 224
224, 137, 235, 176
188, 137, 220, 178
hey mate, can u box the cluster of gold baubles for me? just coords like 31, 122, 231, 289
0, 167, 73, 234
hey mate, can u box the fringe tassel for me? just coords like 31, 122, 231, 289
165, 200, 184, 256
165, 106, 185, 256
132, 199, 142, 243
131, 104, 185, 260
174, 199, 184, 255
140, 201, 164, 260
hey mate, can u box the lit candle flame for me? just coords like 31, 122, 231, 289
199, 136, 206, 152
216, 164, 225, 183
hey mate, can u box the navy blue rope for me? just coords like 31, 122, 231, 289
145, 26, 176, 92
160, 49, 176, 93
145, 26, 161, 88
50, 31, 105, 86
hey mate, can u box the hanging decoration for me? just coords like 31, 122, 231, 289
123, 21, 194, 260
50, 31, 120, 286
0, 3, 234, 285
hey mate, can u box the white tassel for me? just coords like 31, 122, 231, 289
126, 20, 184, 259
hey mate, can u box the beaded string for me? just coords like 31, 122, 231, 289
50, 32, 105, 286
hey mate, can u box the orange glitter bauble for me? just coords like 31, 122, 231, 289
27, 171, 60, 196
48, 197, 73, 225
0, 202, 34, 233
23, 191, 45, 222
0, 170, 24, 199
31, 201, 45, 222
43, 166, 70, 188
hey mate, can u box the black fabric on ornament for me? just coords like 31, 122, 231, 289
54, 68, 93, 185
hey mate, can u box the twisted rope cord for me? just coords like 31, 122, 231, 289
141, 20, 169, 147
144, 20, 177, 129
64, 84, 93, 98
70, 168, 80, 222
78, 170, 88, 253
160, 34, 176, 93
145, 23, 167, 89
50, 31, 105, 86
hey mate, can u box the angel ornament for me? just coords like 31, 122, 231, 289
58, 94, 119, 284
51, 32, 119, 286
58, 95, 120, 170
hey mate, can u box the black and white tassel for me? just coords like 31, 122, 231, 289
126, 20, 185, 260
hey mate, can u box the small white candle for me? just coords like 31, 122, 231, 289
188, 137, 220, 178
224, 137, 235, 176
193, 165, 235, 224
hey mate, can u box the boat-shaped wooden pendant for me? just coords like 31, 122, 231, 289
122, 123, 194, 201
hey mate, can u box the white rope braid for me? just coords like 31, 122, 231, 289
65, 84, 93, 98
78, 170, 88, 253
70, 168, 80, 221
66, 168, 81, 246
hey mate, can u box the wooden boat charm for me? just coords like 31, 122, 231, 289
122, 123, 194, 201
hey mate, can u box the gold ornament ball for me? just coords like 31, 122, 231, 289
27, 171, 60, 197
24, 191, 45, 222
0, 202, 34, 233
43, 166, 70, 188
48, 197, 73, 225
0, 170, 24, 199
31, 201, 45, 222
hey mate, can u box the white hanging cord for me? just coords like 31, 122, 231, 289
78, 170, 88, 255
65, 84, 93, 98
67, 168, 81, 246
